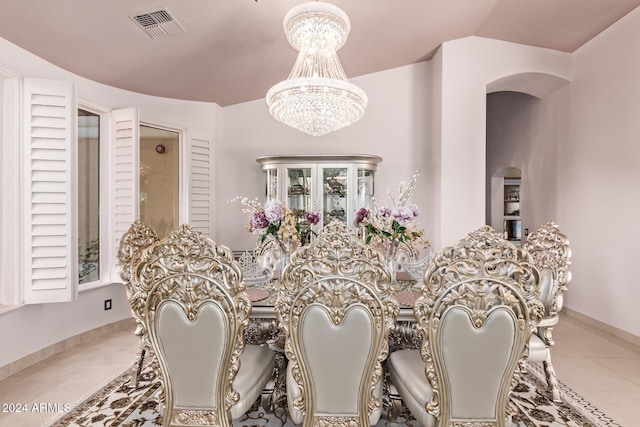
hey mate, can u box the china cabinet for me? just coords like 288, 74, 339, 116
256, 155, 382, 231
503, 178, 521, 245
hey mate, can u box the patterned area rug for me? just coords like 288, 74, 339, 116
46, 362, 620, 427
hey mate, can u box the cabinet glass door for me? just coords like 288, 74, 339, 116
286, 167, 313, 215
356, 169, 374, 210
322, 167, 348, 226
265, 168, 278, 200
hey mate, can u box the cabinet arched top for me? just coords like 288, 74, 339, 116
256, 154, 383, 171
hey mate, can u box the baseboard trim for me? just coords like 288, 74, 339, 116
0, 317, 135, 382
564, 307, 640, 349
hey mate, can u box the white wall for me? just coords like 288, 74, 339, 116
218, 62, 432, 251
482, 5, 640, 338
0, 36, 220, 367
553, 7, 640, 337
432, 37, 572, 247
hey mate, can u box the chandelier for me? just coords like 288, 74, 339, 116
266, 2, 367, 137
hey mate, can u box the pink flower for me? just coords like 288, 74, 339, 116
355, 207, 370, 225
305, 210, 321, 226
250, 210, 269, 229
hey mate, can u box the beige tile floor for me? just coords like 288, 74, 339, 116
0, 314, 639, 427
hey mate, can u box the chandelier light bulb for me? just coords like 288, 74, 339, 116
266, 1, 367, 137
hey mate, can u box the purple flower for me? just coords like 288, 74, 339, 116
409, 204, 420, 217
305, 210, 321, 226
250, 210, 269, 229
378, 207, 392, 218
264, 199, 283, 223
392, 206, 415, 224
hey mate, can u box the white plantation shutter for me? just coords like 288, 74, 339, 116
188, 132, 214, 238
110, 108, 139, 281
22, 78, 76, 304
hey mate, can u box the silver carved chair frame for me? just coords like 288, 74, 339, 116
523, 221, 572, 402
118, 220, 160, 388
388, 225, 544, 427
254, 235, 284, 278
136, 224, 275, 427
276, 221, 400, 427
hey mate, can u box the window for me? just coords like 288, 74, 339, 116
78, 109, 100, 284
3, 82, 213, 301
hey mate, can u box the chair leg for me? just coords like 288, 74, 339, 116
385, 382, 403, 421
543, 359, 561, 402
261, 378, 275, 413
132, 347, 146, 389
261, 352, 287, 412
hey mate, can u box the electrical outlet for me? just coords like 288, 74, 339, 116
524, 228, 529, 236
104, 299, 112, 310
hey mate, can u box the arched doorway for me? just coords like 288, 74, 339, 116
488, 167, 521, 245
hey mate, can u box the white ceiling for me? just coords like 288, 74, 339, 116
1, 0, 638, 106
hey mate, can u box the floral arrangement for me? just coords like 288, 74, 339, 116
230, 197, 321, 246
354, 170, 427, 249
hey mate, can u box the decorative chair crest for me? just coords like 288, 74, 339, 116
118, 220, 160, 297
136, 224, 244, 297
276, 220, 399, 426
423, 225, 541, 303
281, 220, 394, 297
414, 225, 544, 423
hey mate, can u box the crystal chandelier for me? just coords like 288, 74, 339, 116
266, 2, 367, 137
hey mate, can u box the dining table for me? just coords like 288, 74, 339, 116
246, 272, 419, 319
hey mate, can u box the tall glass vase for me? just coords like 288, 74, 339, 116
278, 239, 299, 277
382, 240, 400, 281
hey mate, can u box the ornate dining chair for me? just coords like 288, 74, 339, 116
254, 236, 283, 278
137, 224, 276, 427
523, 221, 572, 401
118, 220, 160, 388
388, 226, 544, 427
275, 221, 399, 427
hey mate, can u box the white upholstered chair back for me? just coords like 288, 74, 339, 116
412, 226, 543, 426
276, 221, 399, 427
137, 224, 253, 427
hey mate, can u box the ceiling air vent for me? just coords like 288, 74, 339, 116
130, 7, 185, 39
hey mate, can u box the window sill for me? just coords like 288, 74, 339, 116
78, 280, 119, 293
